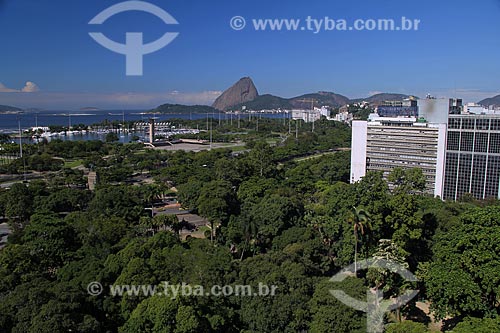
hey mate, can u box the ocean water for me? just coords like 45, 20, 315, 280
0, 110, 288, 142
0, 110, 188, 133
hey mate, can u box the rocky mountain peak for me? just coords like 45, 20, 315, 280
212, 77, 259, 111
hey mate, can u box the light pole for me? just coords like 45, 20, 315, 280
18, 118, 27, 182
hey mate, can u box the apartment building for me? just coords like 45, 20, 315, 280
351, 116, 446, 196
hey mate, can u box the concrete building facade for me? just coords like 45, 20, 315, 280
350, 118, 446, 196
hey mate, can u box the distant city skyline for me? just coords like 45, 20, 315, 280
1, 0, 500, 109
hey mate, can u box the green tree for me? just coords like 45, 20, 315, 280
177, 179, 203, 211
88, 186, 143, 222
452, 317, 500, 333
153, 214, 181, 237
385, 320, 428, 333
421, 206, 500, 319
197, 180, 236, 242
347, 206, 371, 273
247, 141, 274, 177
388, 167, 426, 194
309, 277, 366, 332
4, 183, 33, 228
239, 215, 258, 260
238, 252, 313, 333
105, 132, 120, 143
22, 212, 79, 272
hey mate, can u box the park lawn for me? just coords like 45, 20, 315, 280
230, 145, 248, 152
266, 138, 279, 145
64, 159, 84, 168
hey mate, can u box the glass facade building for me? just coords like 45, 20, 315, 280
443, 115, 500, 200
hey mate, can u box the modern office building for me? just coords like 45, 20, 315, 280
351, 96, 500, 200
376, 97, 419, 117
443, 114, 500, 200
351, 116, 446, 196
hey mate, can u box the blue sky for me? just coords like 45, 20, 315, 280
0, 0, 500, 109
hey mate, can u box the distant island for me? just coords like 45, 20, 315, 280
80, 107, 101, 111
0, 104, 23, 112
149, 103, 217, 114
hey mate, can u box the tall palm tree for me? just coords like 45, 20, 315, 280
347, 206, 372, 274
240, 217, 258, 261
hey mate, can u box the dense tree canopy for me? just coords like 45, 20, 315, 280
0, 123, 498, 332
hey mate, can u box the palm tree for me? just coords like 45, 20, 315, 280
347, 206, 371, 274
144, 184, 162, 217
240, 217, 258, 261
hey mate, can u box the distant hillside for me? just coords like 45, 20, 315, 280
233, 94, 292, 110
0, 105, 22, 112
232, 91, 350, 111
290, 92, 350, 108
150, 103, 217, 114
351, 93, 412, 105
479, 95, 500, 107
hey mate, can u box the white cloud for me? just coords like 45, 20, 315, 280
0, 81, 40, 93
0, 90, 223, 109
21, 81, 40, 93
0, 82, 19, 93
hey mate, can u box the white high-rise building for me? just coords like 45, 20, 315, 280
350, 117, 447, 196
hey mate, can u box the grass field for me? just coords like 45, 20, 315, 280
64, 159, 84, 168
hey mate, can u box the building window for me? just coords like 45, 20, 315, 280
489, 133, 500, 154
447, 131, 460, 151
456, 154, 472, 199
485, 156, 500, 199
491, 119, 500, 131
449, 118, 461, 130
460, 132, 474, 152
462, 119, 475, 130
471, 155, 487, 199
474, 132, 488, 153
476, 119, 490, 131
443, 153, 459, 200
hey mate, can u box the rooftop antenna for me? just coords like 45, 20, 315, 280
210, 111, 213, 150
288, 110, 291, 134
